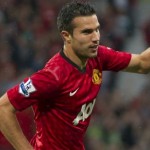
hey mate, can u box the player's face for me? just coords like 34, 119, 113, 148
70, 14, 100, 58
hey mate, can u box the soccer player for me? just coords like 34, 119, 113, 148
0, 1, 150, 150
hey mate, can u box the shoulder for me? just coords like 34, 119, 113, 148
97, 45, 114, 55
44, 52, 67, 71
40, 52, 73, 80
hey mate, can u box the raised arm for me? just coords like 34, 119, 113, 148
0, 93, 33, 150
124, 47, 150, 74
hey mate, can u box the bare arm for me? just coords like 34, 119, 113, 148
0, 93, 33, 150
124, 47, 150, 74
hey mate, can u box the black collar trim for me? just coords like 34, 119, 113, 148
60, 49, 86, 73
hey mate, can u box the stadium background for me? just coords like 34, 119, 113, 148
0, 0, 150, 149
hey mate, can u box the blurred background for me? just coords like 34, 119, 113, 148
0, 0, 150, 149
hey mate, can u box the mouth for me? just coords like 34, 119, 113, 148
89, 45, 99, 51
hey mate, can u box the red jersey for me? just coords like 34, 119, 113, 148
7, 45, 131, 150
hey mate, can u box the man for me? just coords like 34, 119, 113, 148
0, 1, 150, 150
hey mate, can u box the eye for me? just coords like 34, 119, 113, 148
82, 29, 93, 34
96, 26, 100, 32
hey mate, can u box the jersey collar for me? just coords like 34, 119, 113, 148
60, 49, 86, 73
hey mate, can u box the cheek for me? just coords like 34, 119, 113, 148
73, 36, 89, 47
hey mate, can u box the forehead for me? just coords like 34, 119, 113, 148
72, 15, 100, 30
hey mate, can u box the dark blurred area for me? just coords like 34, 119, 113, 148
0, 0, 150, 149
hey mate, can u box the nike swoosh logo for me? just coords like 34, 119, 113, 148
69, 88, 79, 96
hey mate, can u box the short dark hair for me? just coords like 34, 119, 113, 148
57, 1, 96, 34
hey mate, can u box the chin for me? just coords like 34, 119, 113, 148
89, 52, 98, 58
90, 55, 97, 58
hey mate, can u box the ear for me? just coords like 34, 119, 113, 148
60, 31, 71, 43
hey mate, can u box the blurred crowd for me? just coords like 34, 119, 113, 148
0, 0, 150, 149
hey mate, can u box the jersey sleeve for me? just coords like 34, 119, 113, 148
98, 46, 132, 71
7, 67, 59, 111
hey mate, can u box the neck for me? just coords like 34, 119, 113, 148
63, 45, 87, 70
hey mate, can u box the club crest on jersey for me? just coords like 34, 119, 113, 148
92, 69, 102, 84
19, 78, 36, 97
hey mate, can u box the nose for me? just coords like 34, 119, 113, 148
92, 31, 100, 43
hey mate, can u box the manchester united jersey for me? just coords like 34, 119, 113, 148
7, 45, 131, 150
